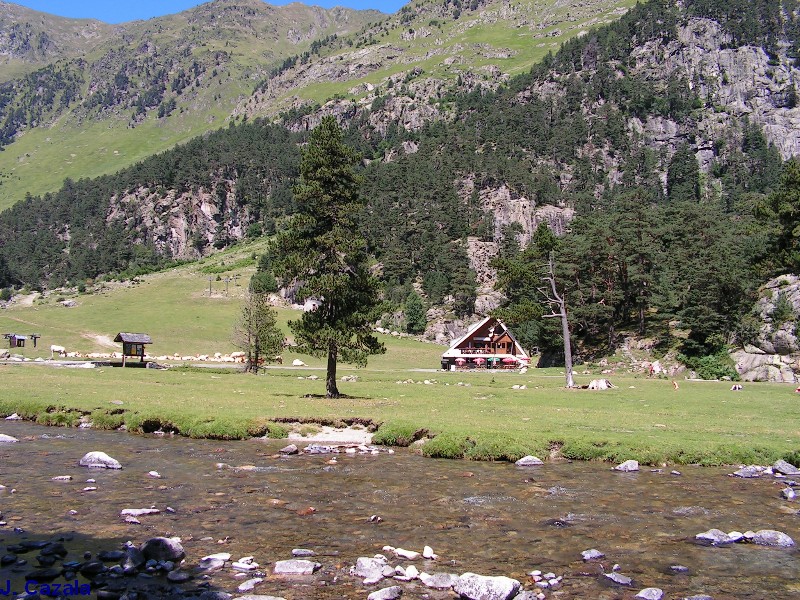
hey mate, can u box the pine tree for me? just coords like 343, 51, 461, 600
233, 292, 285, 374
405, 291, 427, 334
270, 116, 384, 397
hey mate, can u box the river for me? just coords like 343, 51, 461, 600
0, 421, 798, 599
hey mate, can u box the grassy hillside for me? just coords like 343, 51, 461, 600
0, 239, 444, 369
0, 0, 381, 211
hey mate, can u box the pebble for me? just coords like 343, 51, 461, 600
604, 572, 632, 586
422, 545, 437, 559
237, 577, 263, 592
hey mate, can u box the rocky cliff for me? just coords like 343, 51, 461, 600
733, 275, 800, 383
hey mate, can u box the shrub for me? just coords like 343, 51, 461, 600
678, 351, 739, 380
246, 418, 288, 438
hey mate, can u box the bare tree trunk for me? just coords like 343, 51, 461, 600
326, 341, 339, 398
541, 252, 576, 388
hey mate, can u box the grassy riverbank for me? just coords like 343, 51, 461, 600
1, 362, 798, 467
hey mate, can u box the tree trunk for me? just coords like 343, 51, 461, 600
326, 341, 339, 398
561, 304, 575, 389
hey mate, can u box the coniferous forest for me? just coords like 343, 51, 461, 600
1, 0, 800, 366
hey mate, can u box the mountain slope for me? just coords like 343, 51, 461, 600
0, 0, 635, 211
0, 0, 381, 211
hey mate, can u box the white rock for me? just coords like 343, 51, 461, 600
0, 434, 19, 443
515, 455, 544, 466
237, 577, 263, 592
120, 508, 160, 517
419, 572, 458, 589
422, 545, 437, 559
393, 548, 420, 560
79, 451, 121, 469
454, 572, 521, 600
635, 588, 664, 600
613, 460, 639, 472
273, 559, 320, 575
367, 586, 403, 600
147, 471, 161, 478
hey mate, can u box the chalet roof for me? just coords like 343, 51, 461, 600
114, 332, 152, 344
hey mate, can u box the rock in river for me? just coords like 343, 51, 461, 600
139, 537, 185, 562
695, 529, 733, 545
78, 451, 121, 469
273, 559, 321, 575
773, 459, 800, 476
613, 460, 639, 472
368, 586, 403, 600
515, 456, 544, 466
0, 434, 19, 443
454, 572, 521, 600
752, 530, 795, 547
635, 588, 664, 600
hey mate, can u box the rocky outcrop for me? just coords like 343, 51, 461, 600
733, 275, 800, 382
106, 182, 249, 259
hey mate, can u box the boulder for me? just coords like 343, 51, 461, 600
581, 549, 605, 560
515, 455, 544, 466
273, 559, 321, 575
419, 572, 459, 589
79, 451, 121, 469
614, 460, 639, 472
695, 529, 732, 545
588, 378, 615, 390
0, 434, 18, 443
604, 572, 633, 586
774, 459, 800, 476
732, 465, 762, 478
279, 444, 299, 455
453, 572, 521, 600
367, 586, 403, 600
291, 359, 306, 367
139, 537, 185, 562
350, 556, 388, 583
752, 529, 795, 547
635, 589, 664, 600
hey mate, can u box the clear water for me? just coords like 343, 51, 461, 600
0, 421, 798, 599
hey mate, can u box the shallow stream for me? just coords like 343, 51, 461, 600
0, 421, 798, 599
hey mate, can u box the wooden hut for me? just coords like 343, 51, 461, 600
3, 333, 40, 349
114, 332, 152, 366
441, 316, 529, 370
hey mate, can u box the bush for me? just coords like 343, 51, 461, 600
678, 351, 739, 380
0, 287, 11, 301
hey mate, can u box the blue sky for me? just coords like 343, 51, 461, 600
11, 0, 407, 23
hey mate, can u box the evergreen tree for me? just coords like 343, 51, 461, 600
269, 116, 384, 397
233, 292, 285, 374
405, 291, 427, 334
667, 143, 700, 202
764, 158, 800, 272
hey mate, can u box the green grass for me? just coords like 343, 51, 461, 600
0, 363, 797, 466
2, 237, 797, 467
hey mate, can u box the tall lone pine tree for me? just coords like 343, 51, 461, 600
270, 116, 384, 397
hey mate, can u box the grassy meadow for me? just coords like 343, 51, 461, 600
1, 240, 799, 466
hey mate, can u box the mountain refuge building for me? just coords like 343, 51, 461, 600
441, 316, 530, 370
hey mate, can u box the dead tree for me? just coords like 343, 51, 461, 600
539, 251, 576, 388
